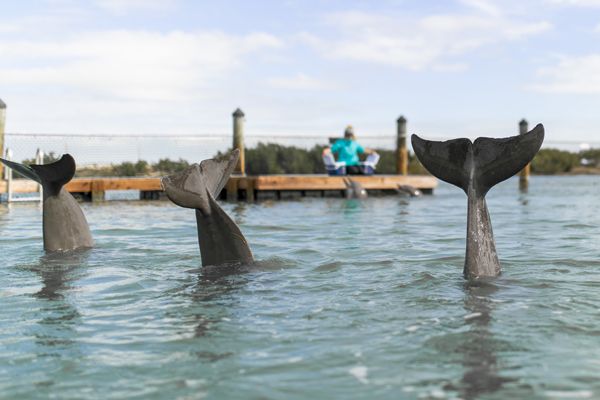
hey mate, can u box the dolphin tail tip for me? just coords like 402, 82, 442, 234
162, 151, 239, 211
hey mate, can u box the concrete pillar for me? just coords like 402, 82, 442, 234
232, 108, 245, 175
519, 119, 530, 190
396, 116, 408, 175
0, 99, 6, 179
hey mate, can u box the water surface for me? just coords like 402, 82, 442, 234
1, 176, 599, 399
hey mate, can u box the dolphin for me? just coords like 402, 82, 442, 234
343, 177, 368, 199
411, 124, 544, 279
396, 184, 422, 197
0, 154, 93, 252
161, 149, 254, 267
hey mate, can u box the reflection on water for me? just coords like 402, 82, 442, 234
458, 281, 513, 399
519, 179, 529, 194
33, 249, 91, 300
176, 263, 249, 340
26, 250, 90, 356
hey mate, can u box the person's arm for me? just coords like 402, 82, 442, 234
363, 147, 376, 155
327, 141, 341, 156
357, 143, 376, 155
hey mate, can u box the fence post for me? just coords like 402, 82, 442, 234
5, 148, 12, 202
35, 148, 44, 198
396, 116, 408, 175
232, 108, 246, 175
0, 99, 6, 180
519, 119, 530, 190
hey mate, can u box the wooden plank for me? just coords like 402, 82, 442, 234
251, 175, 437, 191
0, 179, 38, 193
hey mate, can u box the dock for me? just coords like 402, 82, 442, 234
0, 174, 437, 202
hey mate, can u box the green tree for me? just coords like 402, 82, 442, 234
531, 149, 580, 174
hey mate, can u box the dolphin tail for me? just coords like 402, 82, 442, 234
0, 154, 76, 196
161, 149, 239, 213
411, 124, 544, 195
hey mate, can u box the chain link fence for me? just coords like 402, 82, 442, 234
3, 132, 397, 167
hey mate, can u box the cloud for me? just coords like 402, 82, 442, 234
549, 0, 600, 6
0, 30, 283, 101
95, 0, 178, 15
531, 54, 600, 93
307, 6, 551, 71
267, 73, 338, 90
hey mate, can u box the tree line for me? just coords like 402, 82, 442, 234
18, 144, 600, 177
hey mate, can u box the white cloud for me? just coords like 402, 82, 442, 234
0, 30, 283, 101
531, 54, 600, 93
95, 0, 178, 15
549, 0, 600, 6
459, 0, 501, 16
308, 8, 551, 71
267, 73, 337, 90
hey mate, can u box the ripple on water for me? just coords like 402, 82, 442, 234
1, 176, 600, 398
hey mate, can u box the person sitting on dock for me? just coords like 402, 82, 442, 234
322, 126, 379, 175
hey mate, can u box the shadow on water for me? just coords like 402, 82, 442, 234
25, 249, 91, 353
452, 280, 515, 399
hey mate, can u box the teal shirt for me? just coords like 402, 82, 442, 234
331, 139, 364, 166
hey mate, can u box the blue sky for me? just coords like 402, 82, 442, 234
2, 0, 600, 150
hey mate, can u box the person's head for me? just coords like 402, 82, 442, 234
344, 125, 355, 140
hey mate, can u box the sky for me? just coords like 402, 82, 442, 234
2, 0, 600, 151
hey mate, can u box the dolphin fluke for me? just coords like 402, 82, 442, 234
411, 125, 544, 196
0, 154, 93, 252
411, 125, 544, 278
1, 154, 76, 197
162, 149, 254, 267
161, 149, 239, 213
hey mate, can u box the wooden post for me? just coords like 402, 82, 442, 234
519, 119, 530, 190
91, 180, 105, 202
232, 108, 245, 175
246, 178, 255, 202
0, 99, 6, 180
396, 116, 408, 175
226, 178, 238, 201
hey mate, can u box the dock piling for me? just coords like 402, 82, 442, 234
396, 116, 408, 175
519, 119, 530, 191
0, 99, 6, 179
232, 108, 246, 175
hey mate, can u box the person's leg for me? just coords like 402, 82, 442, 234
346, 165, 363, 175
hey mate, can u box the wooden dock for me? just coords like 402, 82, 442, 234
0, 174, 437, 201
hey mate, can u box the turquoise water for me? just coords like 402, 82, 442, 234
1, 176, 599, 399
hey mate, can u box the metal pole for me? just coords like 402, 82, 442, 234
0, 99, 6, 179
35, 148, 44, 199
519, 119, 530, 190
232, 108, 245, 175
5, 148, 12, 203
396, 116, 408, 175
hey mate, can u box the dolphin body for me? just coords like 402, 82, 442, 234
0, 154, 93, 252
343, 178, 368, 199
161, 149, 254, 267
411, 124, 544, 279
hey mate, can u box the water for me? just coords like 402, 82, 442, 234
1, 176, 599, 399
